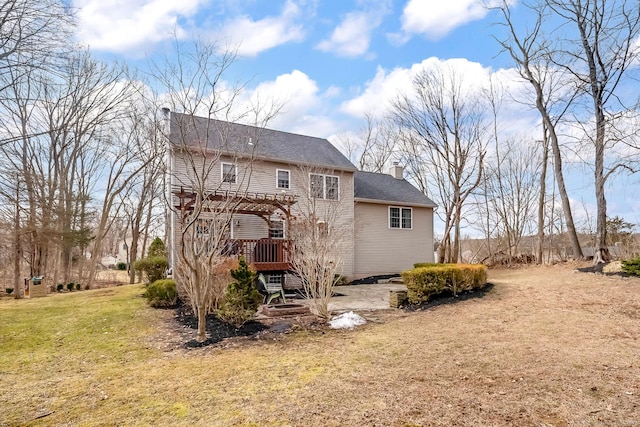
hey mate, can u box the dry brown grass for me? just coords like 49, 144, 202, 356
2, 264, 640, 426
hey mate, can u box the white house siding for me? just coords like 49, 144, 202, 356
286, 167, 355, 279
353, 201, 434, 279
171, 152, 355, 278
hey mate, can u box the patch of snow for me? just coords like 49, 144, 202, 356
329, 311, 366, 329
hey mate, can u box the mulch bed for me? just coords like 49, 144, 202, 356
575, 262, 631, 277
174, 302, 324, 348
402, 283, 495, 311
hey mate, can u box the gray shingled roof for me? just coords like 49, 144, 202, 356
354, 171, 437, 207
170, 112, 356, 171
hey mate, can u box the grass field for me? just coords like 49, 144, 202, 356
1, 265, 639, 426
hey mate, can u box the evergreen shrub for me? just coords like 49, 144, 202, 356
622, 257, 640, 277
216, 257, 262, 327
402, 264, 487, 303
143, 279, 177, 308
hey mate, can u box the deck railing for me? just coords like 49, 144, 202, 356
228, 239, 292, 271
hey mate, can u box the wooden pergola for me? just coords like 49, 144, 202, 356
172, 187, 297, 271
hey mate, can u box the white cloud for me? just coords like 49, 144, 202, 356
231, 70, 342, 137
340, 57, 497, 119
316, 2, 390, 58
394, 0, 502, 42
216, 0, 306, 57
74, 0, 205, 53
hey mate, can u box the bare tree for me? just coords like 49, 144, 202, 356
336, 113, 397, 172
493, 0, 585, 260
392, 64, 486, 263
0, 0, 73, 99
487, 139, 541, 260
156, 39, 281, 342
545, 0, 640, 263
288, 167, 350, 320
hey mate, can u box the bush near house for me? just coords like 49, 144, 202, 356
216, 257, 262, 327
402, 263, 487, 304
134, 256, 168, 284
143, 279, 177, 308
621, 257, 640, 277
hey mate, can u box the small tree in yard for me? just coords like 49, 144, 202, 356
157, 38, 281, 342
289, 168, 350, 320
216, 257, 261, 327
133, 237, 168, 284
147, 237, 168, 258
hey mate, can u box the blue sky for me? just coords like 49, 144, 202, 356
70, 0, 639, 233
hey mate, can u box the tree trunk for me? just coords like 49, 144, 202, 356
129, 230, 139, 284
197, 305, 207, 342
536, 132, 549, 264
13, 182, 23, 299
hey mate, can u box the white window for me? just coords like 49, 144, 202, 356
196, 218, 212, 235
309, 173, 339, 200
221, 163, 237, 183
266, 274, 283, 285
276, 169, 290, 189
268, 220, 284, 239
389, 207, 412, 229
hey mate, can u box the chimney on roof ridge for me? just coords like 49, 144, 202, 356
389, 162, 404, 179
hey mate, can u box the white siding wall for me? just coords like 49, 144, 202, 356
353, 201, 434, 279
171, 152, 355, 277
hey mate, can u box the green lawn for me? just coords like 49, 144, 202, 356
2, 268, 640, 426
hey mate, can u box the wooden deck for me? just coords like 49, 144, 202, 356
230, 239, 292, 272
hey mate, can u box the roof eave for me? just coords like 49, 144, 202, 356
354, 197, 437, 208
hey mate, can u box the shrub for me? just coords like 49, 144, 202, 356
622, 257, 640, 277
6, 288, 13, 295
148, 237, 168, 258
116, 262, 127, 271
143, 279, 177, 308
134, 256, 168, 284
75, 283, 81, 291
413, 262, 435, 268
216, 257, 262, 327
66, 282, 75, 291
402, 264, 487, 304
56, 283, 64, 292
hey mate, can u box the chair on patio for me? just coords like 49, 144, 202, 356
256, 273, 286, 305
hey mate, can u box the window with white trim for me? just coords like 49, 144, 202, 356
266, 274, 283, 285
309, 173, 339, 200
389, 207, 412, 229
268, 220, 284, 239
221, 162, 237, 183
276, 169, 290, 189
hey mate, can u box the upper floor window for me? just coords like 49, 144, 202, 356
268, 220, 284, 239
276, 169, 290, 189
309, 173, 339, 200
389, 207, 412, 229
222, 163, 237, 183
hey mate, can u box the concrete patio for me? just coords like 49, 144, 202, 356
328, 282, 407, 312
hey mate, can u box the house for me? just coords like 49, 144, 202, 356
165, 110, 436, 286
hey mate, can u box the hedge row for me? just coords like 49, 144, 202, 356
402, 263, 487, 304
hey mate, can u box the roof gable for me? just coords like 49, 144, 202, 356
170, 112, 356, 171
354, 171, 436, 207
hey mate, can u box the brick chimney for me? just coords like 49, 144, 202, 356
389, 162, 404, 179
